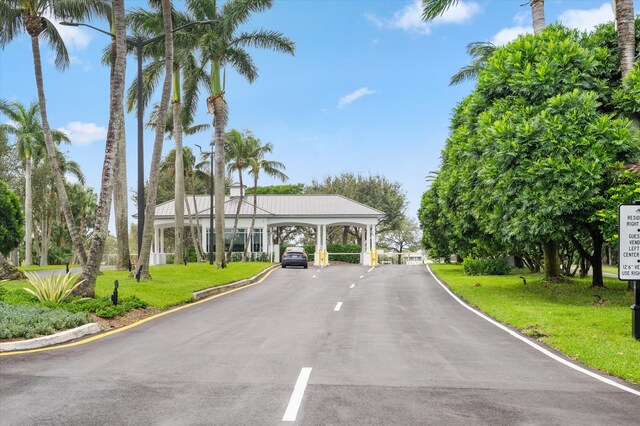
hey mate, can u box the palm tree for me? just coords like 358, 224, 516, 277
0, 0, 111, 269
244, 140, 287, 257
224, 129, 258, 259
0, 101, 69, 266
127, 2, 210, 266
134, 0, 175, 280
613, 0, 636, 78
189, 0, 295, 267
449, 41, 496, 86
422, 0, 545, 34
76, 0, 127, 296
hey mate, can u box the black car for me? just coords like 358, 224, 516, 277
281, 247, 308, 269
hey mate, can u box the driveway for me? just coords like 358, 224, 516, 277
1, 265, 638, 425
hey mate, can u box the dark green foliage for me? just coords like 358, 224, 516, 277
0, 302, 91, 339
298, 244, 362, 264
60, 295, 148, 319
246, 184, 305, 195
0, 181, 23, 255
463, 258, 511, 276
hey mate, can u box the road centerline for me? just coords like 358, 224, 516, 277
350, 284, 355, 289
334, 302, 343, 311
282, 367, 312, 422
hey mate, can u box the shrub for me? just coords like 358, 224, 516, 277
301, 244, 362, 264
463, 257, 511, 276
0, 302, 91, 339
61, 295, 148, 319
23, 272, 85, 303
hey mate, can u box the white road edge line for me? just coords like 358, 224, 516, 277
367, 267, 375, 273
426, 265, 640, 397
334, 302, 343, 311
282, 367, 312, 422
350, 284, 355, 289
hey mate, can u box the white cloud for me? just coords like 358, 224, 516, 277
338, 88, 376, 108
366, 0, 480, 35
45, 13, 94, 52
513, 11, 529, 26
491, 25, 533, 46
58, 122, 106, 145
558, 3, 613, 32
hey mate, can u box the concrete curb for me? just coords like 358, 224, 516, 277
192, 264, 280, 301
0, 323, 102, 352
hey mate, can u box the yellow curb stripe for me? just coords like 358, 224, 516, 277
0, 267, 278, 357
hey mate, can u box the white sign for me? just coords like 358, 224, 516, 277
620, 204, 640, 280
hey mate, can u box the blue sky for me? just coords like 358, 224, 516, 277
0, 0, 636, 233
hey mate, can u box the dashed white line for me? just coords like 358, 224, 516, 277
334, 302, 343, 311
349, 284, 355, 289
425, 265, 640, 397
359, 275, 364, 279
312, 275, 316, 279
282, 367, 312, 422
367, 267, 374, 273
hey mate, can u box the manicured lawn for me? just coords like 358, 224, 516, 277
429, 264, 639, 385
4, 262, 274, 309
18, 264, 80, 272
602, 265, 618, 275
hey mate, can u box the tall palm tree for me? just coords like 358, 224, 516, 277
224, 129, 258, 259
189, 0, 295, 267
76, 0, 127, 296
613, 0, 636, 78
0, 101, 69, 266
127, 2, 210, 266
134, 0, 175, 280
449, 41, 496, 86
422, 0, 546, 34
0, 0, 111, 268
244, 140, 287, 257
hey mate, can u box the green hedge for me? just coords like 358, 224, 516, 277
280, 244, 361, 264
463, 257, 511, 276
0, 302, 92, 339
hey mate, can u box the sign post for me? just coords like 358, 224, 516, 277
619, 202, 640, 340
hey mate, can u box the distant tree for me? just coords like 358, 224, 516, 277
0, 181, 23, 256
379, 218, 421, 262
246, 183, 305, 195
307, 173, 407, 234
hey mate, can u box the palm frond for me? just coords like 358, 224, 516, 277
126, 58, 165, 113
184, 123, 211, 135
231, 30, 295, 55
221, 0, 273, 36
187, 0, 218, 21
41, 18, 70, 70
422, 0, 459, 21
53, 0, 112, 23
224, 47, 258, 83
0, 1, 23, 48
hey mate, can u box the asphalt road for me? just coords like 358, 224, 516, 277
1, 265, 639, 425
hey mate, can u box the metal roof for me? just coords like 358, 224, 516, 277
149, 194, 384, 218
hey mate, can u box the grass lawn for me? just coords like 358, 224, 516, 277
18, 264, 80, 272
602, 265, 618, 275
4, 262, 274, 309
429, 264, 639, 385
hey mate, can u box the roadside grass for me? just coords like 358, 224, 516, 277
3, 262, 274, 309
18, 264, 79, 272
429, 264, 639, 385
602, 265, 618, 275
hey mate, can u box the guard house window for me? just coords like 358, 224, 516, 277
252, 228, 263, 252
207, 228, 247, 252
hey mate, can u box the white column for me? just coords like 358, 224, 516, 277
372, 225, 377, 265
322, 224, 327, 266
315, 224, 321, 266
361, 226, 366, 265
160, 228, 165, 253
153, 227, 158, 253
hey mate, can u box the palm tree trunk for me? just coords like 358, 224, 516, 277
614, 0, 636, 78
227, 170, 244, 260
213, 95, 227, 268
76, 0, 127, 296
530, 0, 546, 34
184, 189, 203, 262
244, 175, 259, 256
24, 157, 33, 266
135, 0, 175, 279
173, 70, 185, 264
30, 36, 87, 267
114, 107, 130, 270
190, 181, 205, 260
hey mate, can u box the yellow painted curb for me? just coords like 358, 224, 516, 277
0, 266, 278, 357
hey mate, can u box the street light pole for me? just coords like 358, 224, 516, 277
60, 20, 212, 262
196, 144, 215, 265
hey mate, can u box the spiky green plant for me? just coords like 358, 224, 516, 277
23, 272, 85, 303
